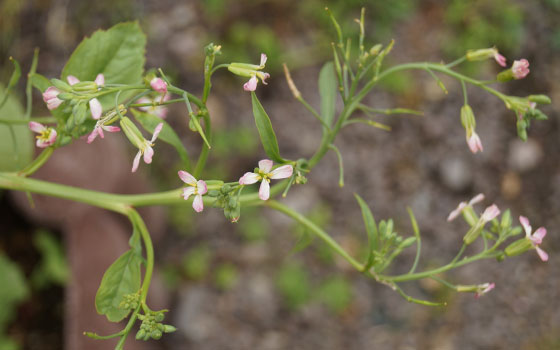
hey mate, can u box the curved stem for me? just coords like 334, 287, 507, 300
18, 147, 54, 177
127, 209, 154, 304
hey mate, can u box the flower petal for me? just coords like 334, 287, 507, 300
87, 128, 99, 144
97, 126, 105, 139
469, 193, 485, 206
197, 180, 208, 195
243, 76, 258, 91
29, 121, 46, 133
494, 52, 507, 67
67, 75, 80, 85
132, 151, 141, 172
143, 146, 154, 164
178, 170, 197, 185
182, 187, 195, 201
519, 216, 532, 237
270, 165, 293, 179
89, 98, 103, 120
150, 78, 168, 94
481, 204, 500, 222
536, 246, 549, 262
239, 172, 260, 185
95, 73, 105, 86
532, 227, 547, 244
46, 129, 57, 145
259, 180, 270, 200
103, 126, 120, 133
192, 194, 204, 213
467, 132, 483, 153
447, 202, 467, 222
151, 123, 164, 142
260, 53, 267, 67
258, 159, 273, 173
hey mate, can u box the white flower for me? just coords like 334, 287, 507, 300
239, 159, 293, 200
178, 171, 208, 213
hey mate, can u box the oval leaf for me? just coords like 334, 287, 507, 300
131, 109, 191, 168
95, 250, 142, 322
354, 194, 378, 270
319, 62, 336, 128
251, 92, 285, 163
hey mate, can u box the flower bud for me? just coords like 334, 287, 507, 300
72, 81, 98, 92
460, 105, 476, 130
463, 222, 484, 245
135, 329, 146, 340
505, 237, 532, 257
151, 330, 162, 340
120, 117, 145, 149
154, 312, 165, 322
57, 92, 75, 101
466, 48, 497, 62
50, 78, 73, 92
163, 325, 177, 333
369, 44, 382, 56
528, 94, 551, 105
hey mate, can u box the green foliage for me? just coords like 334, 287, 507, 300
182, 245, 212, 280
317, 276, 352, 314
319, 62, 337, 129
212, 126, 258, 158
0, 253, 29, 350
61, 22, 146, 108
354, 194, 378, 270
95, 249, 142, 322
276, 263, 311, 310
250, 92, 285, 163
131, 109, 190, 167
0, 85, 32, 171
214, 263, 238, 291
31, 230, 69, 289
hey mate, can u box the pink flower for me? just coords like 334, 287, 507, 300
94, 73, 105, 86
242, 53, 270, 92
474, 282, 495, 299
29, 121, 57, 148
131, 123, 163, 172
243, 76, 258, 92
467, 131, 483, 154
447, 193, 485, 222
519, 216, 548, 261
481, 204, 500, 222
67, 75, 80, 86
137, 94, 171, 119
494, 52, 506, 67
87, 122, 120, 144
178, 171, 208, 213
239, 159, 293, 200
42, 86, 63, 110
512, 59, 530, 79
150, 78, 168, 95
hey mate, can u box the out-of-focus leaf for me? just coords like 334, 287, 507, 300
95, 250, 142, 322
250, 92, 285, 163
0, 85, 33, 171
319, 61, 336, 128
0, 253, 29, 329
31, 230, 69, 289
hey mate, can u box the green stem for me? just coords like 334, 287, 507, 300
193, 111, 212, 178
127, 209, 154, 304
0, 116, 57, 124
18, 147, 54, 177
266, 200, 363, 271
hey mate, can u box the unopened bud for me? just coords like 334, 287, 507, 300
72, 81, 98, 92
466, 48, 497, 62
163, 325, 177, 333
460, 105, 476, 131
528, 94, 551, 105
120, 117, 145, 149
505, 238, 532, 257
369, 44, 382, 56
50, 79, 73, 92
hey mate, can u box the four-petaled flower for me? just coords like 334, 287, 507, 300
29, 121, 57, 148
42, 86, 63, 110
131, 123, 163, 173
243, 54, 270, 92
512, 59, 530, 80
150, 77, 168, 95
474, 282, 495, 299
87, 120, 121, 144
137, 94, 171, 119
67, 74, 105, 119
519, 216, 548, 261
447, 193, 485, 222
178, 171, 208, 213
239, 159, 293, 200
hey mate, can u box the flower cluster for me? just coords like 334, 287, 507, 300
42, 74, 105, 119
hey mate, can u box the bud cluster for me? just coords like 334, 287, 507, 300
136, 310, 176, 341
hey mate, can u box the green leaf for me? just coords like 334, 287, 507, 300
30, 73, 51, 93
61, 22, 146, 108
31, 230, 69, 288
131, 109, 190, 168
354, 194, 378, 270
95, 250, 142, 322
0, 57, 21, 111
319, 62, 337, 128
0, 253, 29, 329
0, 85, 33, 171
250, 92, 285, 163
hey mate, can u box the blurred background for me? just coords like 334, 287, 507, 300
0, 0, 559, 349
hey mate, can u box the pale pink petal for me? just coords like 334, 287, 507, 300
97, 126, 105, 139
467, 132, 483, 153
536, 246, 549, 262
47, 98, 63, 110
178, 170, 197, 185
151, 123, 164, 142
95, 73, 105, 86
143, 146, 154, 164
469, 193, 485, 205
243, 76, 258, 92
531, 227, 547, 245
87, 128, 99, 144
67, 75, 80, 85
182, 187, 195, 201
132, 151, 141, 172
258, 159, 273, 173
150, 78, 167, 94
239, 172, 260, 185
512, 59, 530, 79
260, 53, 267, 67
481, 204, 500, 222
137, 97, 151, 105
46, 129, 57, 145
259, 180, 270, 201
42, 86, 60, 101
36, 138, 48, 148
155, 106, 169, 119
261, 73, 270, 85
192, 194, 204, 213
89, 98, 103, 120
494, 52, 506, 67
197, 180, 208, 195
447, 202, 467, 222
29, 121, 46, 133
103, 126, 120, 133
270, 165, 293, 179
519, 216, 532, 237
